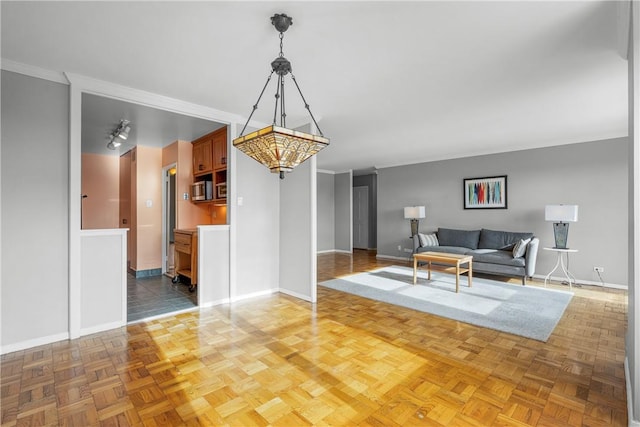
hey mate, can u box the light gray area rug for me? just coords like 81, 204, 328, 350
319, 265, 573, 342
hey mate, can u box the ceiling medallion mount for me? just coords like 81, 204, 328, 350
233, 13, 329, 179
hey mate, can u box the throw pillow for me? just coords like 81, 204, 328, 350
419, 233, 439, 247
512, 238, 531, 258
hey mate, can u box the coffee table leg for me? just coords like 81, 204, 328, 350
455, 262, 460, 293
428, 261, 432, 281
413, 256, 417, 285
468, 261, 472, 288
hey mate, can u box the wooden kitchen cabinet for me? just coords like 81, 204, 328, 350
212, 128, 227, 170
172, 229, 198, 292
192, 138, 213, 176
191, 126, 228, 204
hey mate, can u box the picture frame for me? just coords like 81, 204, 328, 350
463, 175, 507, 209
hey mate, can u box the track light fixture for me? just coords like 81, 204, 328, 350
107, 119, 131, 150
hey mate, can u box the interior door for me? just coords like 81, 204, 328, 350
353, 186, 369, 249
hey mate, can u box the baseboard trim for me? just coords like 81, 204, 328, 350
376, 254, 411, 262
317, 249, 353, 255
531, 273, 627, 290
80, 321, 124, 337
127, 307, 199, 324
626, 358, 640, 426
200, 298, 231, 308
278, 288, 313, 302
130, 268, 163, 278
1, 332, 69, 355
230, 289, 278, 303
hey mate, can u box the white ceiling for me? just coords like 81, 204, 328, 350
1, 1, 629, 172
81, 93, 224, 156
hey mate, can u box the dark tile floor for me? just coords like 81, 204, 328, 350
127, 274, 197, 322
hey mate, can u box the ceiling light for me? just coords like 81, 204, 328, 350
233, 13, 329, 179
107, 119, 131, 150
118, 125, 131, 140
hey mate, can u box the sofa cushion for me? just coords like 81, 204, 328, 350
437, 228, 481, 249
418, 233, 439, 247
416, 246, 469, 255
512, 238, 531, 258
468, 249, 526, 267
478, 229, 534, 250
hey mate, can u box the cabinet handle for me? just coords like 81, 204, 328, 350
221, 157, 226, 165
199, 164, 204, 170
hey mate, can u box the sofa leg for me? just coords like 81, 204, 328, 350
522, 276, 526, 286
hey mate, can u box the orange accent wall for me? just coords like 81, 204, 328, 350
133, 145, 163, 272
81, 153, 119, 229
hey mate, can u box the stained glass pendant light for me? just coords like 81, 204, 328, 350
233, 13, 329, 179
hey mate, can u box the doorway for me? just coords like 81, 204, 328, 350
163, 164, 177, 276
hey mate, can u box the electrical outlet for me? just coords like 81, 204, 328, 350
397, 245, 402, 251
403, 248, 413, 253
594, 266, 604, 273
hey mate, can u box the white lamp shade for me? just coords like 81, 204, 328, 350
545, 205, 578, 222
404, 206, 426, 219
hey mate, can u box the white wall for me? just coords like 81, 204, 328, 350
198, 225, 230, 306
377, 138, 628, 286
317, 172, 335, 252
80, 230, 127, 335
627, 1, 640, 423
1, 71, 70, 351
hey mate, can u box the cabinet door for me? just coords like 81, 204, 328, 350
213, 129, 227, 170
192, 139, 213, 175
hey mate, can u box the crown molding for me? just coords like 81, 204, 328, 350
0, 58, 69, 85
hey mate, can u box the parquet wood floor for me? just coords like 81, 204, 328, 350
1, 250, 628, 426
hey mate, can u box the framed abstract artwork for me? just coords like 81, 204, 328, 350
463, 175, 507, 209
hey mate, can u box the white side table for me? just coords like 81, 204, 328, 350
543, 247, 578, 289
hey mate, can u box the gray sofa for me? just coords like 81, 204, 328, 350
413, 227, 539, 285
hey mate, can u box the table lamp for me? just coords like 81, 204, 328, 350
545, 204, 578, 249
404, 206, 426, 236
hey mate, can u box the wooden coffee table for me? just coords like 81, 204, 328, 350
413, 251, 473, 293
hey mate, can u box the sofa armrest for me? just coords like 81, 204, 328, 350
525, 237, 539, 277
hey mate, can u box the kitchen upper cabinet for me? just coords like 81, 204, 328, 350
191, 126, 228, 204
192, 138, 213, 176
212, 128, 227, 170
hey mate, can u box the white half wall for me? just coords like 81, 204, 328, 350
80, 229, 127, 335
198, 225, 230, 306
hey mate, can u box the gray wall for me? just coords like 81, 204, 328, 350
334, 171, 352, 252
1, 71, 70, 346
317, 172, 335, 252
353, 174, 377, 249
235, 151, 280, 295
279, 160, 314, 299
378, 138, 628, 286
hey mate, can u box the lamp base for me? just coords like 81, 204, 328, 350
410, 219, 419, 237
553, 222, 570, 249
